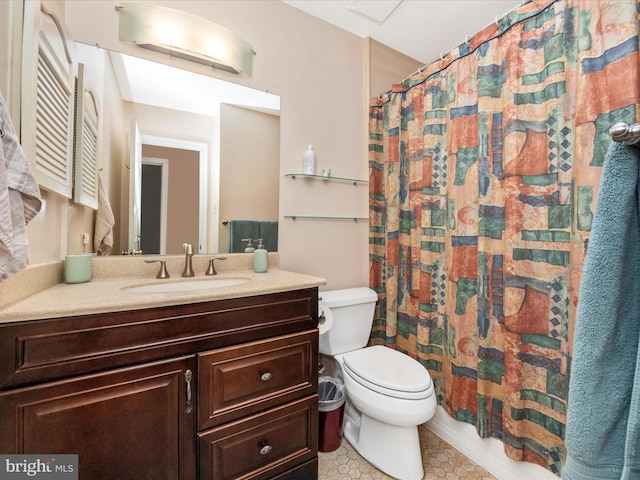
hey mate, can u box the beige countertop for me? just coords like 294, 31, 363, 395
0, 254, 326, 324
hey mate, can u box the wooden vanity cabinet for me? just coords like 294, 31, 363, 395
0, 356, 196, 479
197, 331, 318, 480
0, 288, 319, 480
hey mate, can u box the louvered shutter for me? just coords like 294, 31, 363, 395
72, 63, 99, 209
22, 1, 75, 198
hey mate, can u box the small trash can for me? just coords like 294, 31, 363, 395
318, 376, 346, 452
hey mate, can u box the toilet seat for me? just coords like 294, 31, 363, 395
342, 346, 434, 400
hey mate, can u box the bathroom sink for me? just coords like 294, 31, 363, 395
123, 277, 250, 294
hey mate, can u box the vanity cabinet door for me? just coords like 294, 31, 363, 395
0, 356, 197, 480
198, 395, 318, 480
197, 330, 318, 430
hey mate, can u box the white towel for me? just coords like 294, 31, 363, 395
94, 172, 115, 255
0, 90, 42, 282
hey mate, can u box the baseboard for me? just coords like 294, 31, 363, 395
425, 406, 558, 480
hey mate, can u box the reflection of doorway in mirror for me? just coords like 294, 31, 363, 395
141, 158, 168, 254
141, 144, 200, 254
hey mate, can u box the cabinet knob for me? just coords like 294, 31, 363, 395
260, 372, 272, 382
259, 443, 272, 455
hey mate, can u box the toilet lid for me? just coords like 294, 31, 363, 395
343, 346, 432, 396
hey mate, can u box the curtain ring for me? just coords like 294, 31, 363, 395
465, 35, 471, 46
495, 15, 499, 26
440, 51, 445, 61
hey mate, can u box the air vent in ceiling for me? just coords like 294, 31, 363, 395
347, 0, 402, 24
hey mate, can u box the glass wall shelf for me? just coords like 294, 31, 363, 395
285, 173, 368, 185
284, 215, 367, 222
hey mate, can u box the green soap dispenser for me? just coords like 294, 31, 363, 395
253, 239, 268, 273
242, 238, 255, 253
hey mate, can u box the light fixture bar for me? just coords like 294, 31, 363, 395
117, 3, 255, 75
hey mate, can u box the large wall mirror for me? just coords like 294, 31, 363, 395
75, 43, 280, 256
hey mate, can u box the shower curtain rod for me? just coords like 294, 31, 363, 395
378, 0, 532, 99
609, 122, 640, 145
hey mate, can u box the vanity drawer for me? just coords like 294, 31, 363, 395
198, 395, 318, 480
197, 330, 318, 430
0, 289, 318, 390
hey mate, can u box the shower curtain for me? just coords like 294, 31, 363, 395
368, 0, 640, 474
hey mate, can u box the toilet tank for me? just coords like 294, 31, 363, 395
319, 287, 378, 356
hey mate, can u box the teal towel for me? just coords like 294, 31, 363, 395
229, 220, 259, 253
563, 142, 640, 480
259, 221, 278, 252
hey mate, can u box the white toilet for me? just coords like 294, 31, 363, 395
318, 287, 437, 480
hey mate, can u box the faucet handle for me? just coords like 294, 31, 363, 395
145, 260, 170, 279
206, 257, 227, 276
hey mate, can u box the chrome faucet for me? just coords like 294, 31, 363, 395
182, 243, 194, 277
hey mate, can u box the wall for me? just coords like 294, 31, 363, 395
218, 104, 280, 254
367, 38, 422, 99
88, 45, 127, 256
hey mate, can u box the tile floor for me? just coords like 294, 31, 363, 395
318, 424, 497, 480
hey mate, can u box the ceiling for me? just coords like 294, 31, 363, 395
282, 0, 524, 65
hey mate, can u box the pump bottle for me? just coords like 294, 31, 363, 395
253, 239, 268, 273
242, 238, 255, 253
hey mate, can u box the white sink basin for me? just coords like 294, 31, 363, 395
123, 277, 250, 294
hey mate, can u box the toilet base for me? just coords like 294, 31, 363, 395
343, 400, 424, 480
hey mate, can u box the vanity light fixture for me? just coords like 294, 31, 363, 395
117, 3, 255, 75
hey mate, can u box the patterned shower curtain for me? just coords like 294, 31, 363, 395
368, 0, 640, 474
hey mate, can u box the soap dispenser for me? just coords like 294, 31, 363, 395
242, 238, 255, 253
253, 239, 268, 273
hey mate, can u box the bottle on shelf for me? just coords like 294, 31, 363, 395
303, 144, 316, 175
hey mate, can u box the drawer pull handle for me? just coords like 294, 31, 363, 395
261, 372, 272, 382
185, 369, 193, 414
259, 444, 272, 455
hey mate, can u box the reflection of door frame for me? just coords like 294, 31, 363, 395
141, 157, 169, 254
140, 134, 209, 253
129, 122, 142, 252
